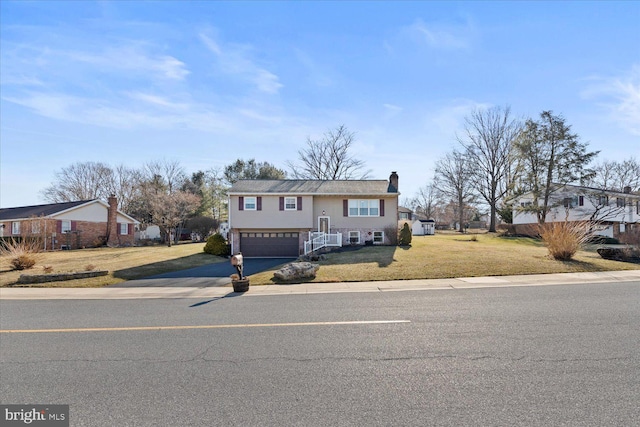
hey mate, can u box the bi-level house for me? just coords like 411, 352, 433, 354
228, 172, 400, 257
0, 196, 139, 249
512, 184, 640, 239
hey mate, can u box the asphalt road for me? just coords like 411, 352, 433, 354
1, 282, 639, 426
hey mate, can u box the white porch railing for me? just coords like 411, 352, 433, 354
304, 232, 342, 254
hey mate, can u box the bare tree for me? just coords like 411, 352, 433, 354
143, 160, 187, 193
589, 157, 640, 192
150, 191, 201, 247
287, 125, 371, 180
458, 106, 521, 232
434, 151, 477, 232
41, 161, 114, 203
410, 181, 440, 220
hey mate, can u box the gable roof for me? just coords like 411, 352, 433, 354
0, 200, 140, 224
229, 179, 398, 196
0, 200, 94, 221
514, 183, 640, 200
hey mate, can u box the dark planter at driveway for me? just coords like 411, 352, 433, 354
232, 278, 250, 292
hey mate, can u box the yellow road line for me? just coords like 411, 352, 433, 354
0, 320, 410, 334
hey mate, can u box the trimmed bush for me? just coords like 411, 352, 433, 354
399, 223, 412, 246
203, 233, 230, 256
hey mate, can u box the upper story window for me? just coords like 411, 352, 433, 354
12, 221, 20, 235
244, 197, 257, 210
61, 220, 71, 233
616, 197, 625, 208
284, 197, 297, 210
597, 195, 609, 206
348, 199, 379, 217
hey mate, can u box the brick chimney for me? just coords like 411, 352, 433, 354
388, 171, 399, 193
624, 186, 631, 194
106, 195, 118, 246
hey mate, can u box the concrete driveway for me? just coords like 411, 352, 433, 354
112, 258, 295, 288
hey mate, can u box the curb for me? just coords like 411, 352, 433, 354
1, 270, 639, 300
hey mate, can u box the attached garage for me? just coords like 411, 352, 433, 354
240, 232, 300, 257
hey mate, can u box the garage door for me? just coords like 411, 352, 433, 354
240, 232, 300, 257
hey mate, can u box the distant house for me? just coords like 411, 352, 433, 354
228, 172, 400, 257
0, 196, 139, 250
512, 184, 640, 239
398, 206, 413, 221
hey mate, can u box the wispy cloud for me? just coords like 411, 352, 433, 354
294, 48, 334, 88
65, 46, 190, 80
199, 32, 283, 94
582, 65, 640, 135
408, 19, 471, 50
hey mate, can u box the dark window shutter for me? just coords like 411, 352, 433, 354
257, 197, 262, 211
343, 199, 348, 217
56, 220, 62, 234
239, 196, 244, 211
71, 221, 77, 231
128, 224, 133, 235
380, 199, 385, 217
279, 197, 284, 211
297, 197, 302, 211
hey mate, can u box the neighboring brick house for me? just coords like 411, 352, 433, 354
512, 184, 640, 239
0, 196, 139, 250
228, 172, 400, 257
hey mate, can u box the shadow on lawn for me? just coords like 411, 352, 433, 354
113, 253, 223, 281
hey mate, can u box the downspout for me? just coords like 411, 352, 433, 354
229, 194, 234, 255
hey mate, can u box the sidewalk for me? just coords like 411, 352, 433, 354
1, 270, 639, 300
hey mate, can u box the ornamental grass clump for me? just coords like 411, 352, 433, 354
539, 221, 592, 261
1, 237, 42, 271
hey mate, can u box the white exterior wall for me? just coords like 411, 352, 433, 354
412, 221, 425, 236
51, 203, 107, 222
513, 190, 639, 225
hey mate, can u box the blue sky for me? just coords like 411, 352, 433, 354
1, 1, 639, 208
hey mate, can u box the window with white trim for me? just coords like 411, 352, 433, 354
31, 222, 41, 234
284, 197, 297, 210
348, 199, 379, 217
12, 222, 20, 235
119, 223, 128, 235
373, 231, 384, 244
61, 220, 71, 233
244, 197, 257, 210
349, 231, 360, 244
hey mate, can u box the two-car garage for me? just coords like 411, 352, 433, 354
239, 231, 300, 257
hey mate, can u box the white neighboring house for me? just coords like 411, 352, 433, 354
135, 225, 161, 241
412, 219, 435, 236
512, 184, 640, 239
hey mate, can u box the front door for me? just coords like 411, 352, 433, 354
318, 216, 330, 233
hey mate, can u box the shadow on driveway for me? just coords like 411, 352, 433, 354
111, 258, 295, 288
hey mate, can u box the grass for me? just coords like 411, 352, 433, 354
248, 231, 640, 285
1, 232, 637, 288
0, 243, 224, 287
